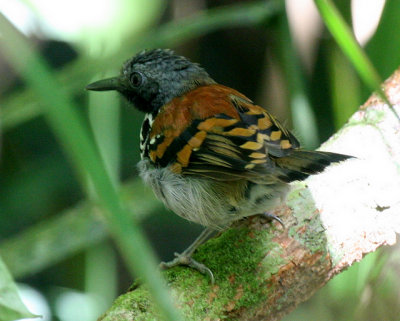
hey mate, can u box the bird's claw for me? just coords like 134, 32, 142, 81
261, 212, 285, 229
160, 253, 215, 284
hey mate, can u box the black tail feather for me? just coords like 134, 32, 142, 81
275, 150, 353, 183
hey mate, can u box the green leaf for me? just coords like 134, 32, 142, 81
0, 256, 37, 321
314, 0, 382, 89
366, 0, 400, 79
314, 0, 400, 120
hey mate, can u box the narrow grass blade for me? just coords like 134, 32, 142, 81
2, 0, 283, 131
0, 256, 37, 320
0, 14, 182, 321
314, 0, 399, 120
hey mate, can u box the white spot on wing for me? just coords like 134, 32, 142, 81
140, 113, 152, 158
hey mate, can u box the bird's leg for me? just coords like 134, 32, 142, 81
259, 212, 285, 228
160, 227, 216, 283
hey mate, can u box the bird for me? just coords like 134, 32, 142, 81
86, 48, 351, 283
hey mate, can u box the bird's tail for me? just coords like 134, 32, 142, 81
274, 150, 352, 183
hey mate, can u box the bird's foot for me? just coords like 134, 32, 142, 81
260, 212, 285, 229
160, 252, 214, 284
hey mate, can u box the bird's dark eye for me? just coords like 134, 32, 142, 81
129, 72, 143, 87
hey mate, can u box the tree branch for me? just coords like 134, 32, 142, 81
98, 68, 400, 321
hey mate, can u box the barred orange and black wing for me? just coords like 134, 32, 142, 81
143, 84, 351, 183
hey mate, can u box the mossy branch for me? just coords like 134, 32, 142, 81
98, 68, 400, 321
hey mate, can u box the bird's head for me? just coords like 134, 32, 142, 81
86, 49, 215, 113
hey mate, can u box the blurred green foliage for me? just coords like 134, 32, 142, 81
0, 257, 37, 321
1, 0, 400, 320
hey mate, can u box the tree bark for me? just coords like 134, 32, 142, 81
99, 68, 400, 321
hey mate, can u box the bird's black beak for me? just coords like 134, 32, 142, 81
86, 76, 121, 91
